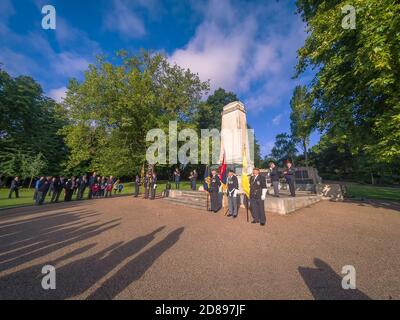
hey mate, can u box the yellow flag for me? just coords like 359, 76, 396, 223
140, 163, 145, 183
242, 150, 250, 198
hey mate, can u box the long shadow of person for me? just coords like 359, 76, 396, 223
0, 226, 166, 299
53, 226, 168, 299
88, 227, 184, 300
0, 218, 121, 272
298, 258, 371, 300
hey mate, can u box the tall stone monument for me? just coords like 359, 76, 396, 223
219, 101, 254, 175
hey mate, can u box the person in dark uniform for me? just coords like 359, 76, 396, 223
64, 177, 74, 202
143, 174, 150, 199
77, 175, 87, 200
8, 177, 20, 199
150, 172, 157, 200
48, 177, 56, 197
226, 170, 239, 218
88, 172, 97, 199
269, 161, 280, 197
134, 175, 140, 197
283, 161, 296, 197
174, 168, 181, 189
50, 177, 60, 203
249, 168, 267, 226
51, 177, 64, 203
209, 169, 221, 213
36, 177, 51, 205
189, 170, 198, 191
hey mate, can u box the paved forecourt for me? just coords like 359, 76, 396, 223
0, 196, 399, 300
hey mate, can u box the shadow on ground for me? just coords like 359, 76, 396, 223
298, 258, 371, 300
0, 208, 120, 273
0, 223, 184, 299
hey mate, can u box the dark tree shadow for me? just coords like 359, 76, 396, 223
88, 227, 184, 300
298, 258, 371, 300
344, 199, 400, 212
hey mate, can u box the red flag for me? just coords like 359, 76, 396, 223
218, 151, 227, 184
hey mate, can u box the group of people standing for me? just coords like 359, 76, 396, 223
34, 173, 124, 205
172, 168, 198, 191
207, 161, 297, 227
134, 172, 158, 200
5, 172, 124, 206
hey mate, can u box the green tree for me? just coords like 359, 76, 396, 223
196, 88, 238, 130
290, 85, 315, 166
22, 153, 47, 189
270, 133, 298, 166
295, 0, 400, 165
0, 68, 67, 177
62, 51, 210, 177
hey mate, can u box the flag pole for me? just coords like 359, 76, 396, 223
246, 195, 249, 223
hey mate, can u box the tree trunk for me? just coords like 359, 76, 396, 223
303, 139, 309, 167
28, 176, 33, 189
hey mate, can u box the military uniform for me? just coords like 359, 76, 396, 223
284, 166, 296, 197
250, 174, 267, 225
8, 178, 20, 199
209, 174, 221, 212
227, 174, 239, 217
190, 170, 198, 190
269, 167, 280, 197
144, 176, 150, 199
134, 176, 140, 197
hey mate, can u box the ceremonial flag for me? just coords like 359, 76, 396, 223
203, 165, 210, 191
140, 163, 145, 184
218, 151, 227, 186
242, 150, 250, 198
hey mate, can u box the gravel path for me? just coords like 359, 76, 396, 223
0, 196, 398, 300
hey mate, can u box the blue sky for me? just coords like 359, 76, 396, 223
0, 0, 319, 157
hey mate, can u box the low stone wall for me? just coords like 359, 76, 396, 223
265, 195, 322, 215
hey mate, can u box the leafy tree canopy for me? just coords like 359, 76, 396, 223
295, 0, 400, 163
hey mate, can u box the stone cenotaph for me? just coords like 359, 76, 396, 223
219, 101, 254, 175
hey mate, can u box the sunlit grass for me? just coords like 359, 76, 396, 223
0, 180, 196, 210
345, 184, 400, 201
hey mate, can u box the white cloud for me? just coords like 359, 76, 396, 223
104, 0, 147, 38
48, 87, 67, 103
169, 0, 307, 113
272, 114, 282, 126
0, 10, 96, 88
54, 53, 90, 77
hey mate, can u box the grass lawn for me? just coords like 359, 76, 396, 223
0, 180, 195, 210
345, 184, 400, 202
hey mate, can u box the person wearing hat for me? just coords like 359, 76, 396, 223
283, 161, 296, 197
209, 169, 221, 213
134, 175, 140, 197
143, 173, 150, 199
269, 161, 280, 197
226, 169, 239, 218
249, 167, 267, 226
